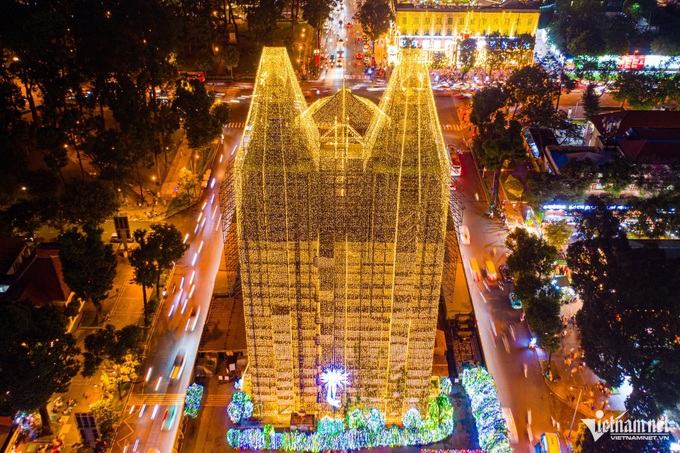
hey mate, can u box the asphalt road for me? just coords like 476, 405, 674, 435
109, 100, 250, 453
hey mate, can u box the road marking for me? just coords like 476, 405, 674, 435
204, 395, 233, 406
126, 393, 185, 406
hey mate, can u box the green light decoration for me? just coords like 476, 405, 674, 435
402, 408, 423, 430
184, 383, 204, 419
460, 367, 513, 453
228, 391, 254, 424
226, 386, 455, 451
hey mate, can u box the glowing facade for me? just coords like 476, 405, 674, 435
234, 48, 450, 424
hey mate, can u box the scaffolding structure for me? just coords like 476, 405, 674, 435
234, 48, 451, 425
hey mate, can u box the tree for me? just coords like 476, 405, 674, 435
174, 80, 222, 150
524, 294, 562, 362
89, 398, 119, 440
470, 86, 507, 128
245, 0, 283, 46
358, 0, 394, 44
82, 324, 144, 377
543, 220, 571, 251
101, 354, 139, 399
178, 167, 200, 201
558, 158, 598, 201
458, 38, 476, 73
581, 83, 601, 120
505, 227, 559, 301
220, 45, 241, 78
599, 154, 634, 196
59, 226, 117, 320
0, 300, 80, 435
611, 71, 666, 109
128, 237, 156, 327
567, 198, 680, 418
0, 198, 45, 240
63, 179, 120, 227
504, 65, 562, 127
472, 112, 525, 208
130, 223, 189, 324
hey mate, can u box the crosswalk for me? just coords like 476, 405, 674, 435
126, 393, 185, 407
441, 123, 466, 131
203, 395, 232, 407
225, 122, 245, 129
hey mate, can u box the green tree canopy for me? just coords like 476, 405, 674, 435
173, 80, 222, 149
63, 179, 120, 227
0, 300, 80, 435
358, 0, 394, 43
59, 225, 117, 317
567, 197, 680, 418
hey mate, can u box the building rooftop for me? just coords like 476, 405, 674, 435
0, 237, 27, 276
590, 110, 680, 139
394, 0, 542, 11
543, 146, 613, 174
0, 243, 72, 306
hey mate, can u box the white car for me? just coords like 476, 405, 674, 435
460, 225, 471, 245
161, 405, 178, 431
185, 307, 201, 332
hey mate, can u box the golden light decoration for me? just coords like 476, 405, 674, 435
234, 47, 451, 425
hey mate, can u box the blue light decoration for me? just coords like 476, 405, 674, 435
184, 383, 204, 419
227, 391, 254, 424
318, 366, 350, 408
440, 377, 452, 395
226, 380, 456, 452
460, 366, 513, 453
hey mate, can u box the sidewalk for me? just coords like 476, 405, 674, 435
535, 300, 627, 421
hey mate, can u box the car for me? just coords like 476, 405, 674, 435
110, 233, 134, 243
355, 53, 363, 60
355, 37, 362, 44
363, 43, 370, 52
346, 21, 352, 28
460, 225, 470, 245
336, 38, 344, 50
509, 292, 522, 309
454, 94, 468, 99
499, 264, 513, 283
185, 306, 201, 332
161, 405, 178, 431
336, 58, 343, 67
364, 57, 370, 65
485, 260, 497, 282
169, 351, 186, 381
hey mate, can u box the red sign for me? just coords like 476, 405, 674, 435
618, 55, 645, 71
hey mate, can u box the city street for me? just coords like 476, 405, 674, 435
109, 100, 249, 453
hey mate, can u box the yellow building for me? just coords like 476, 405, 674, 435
394, 1, 541, 66
234, 48, 451, 424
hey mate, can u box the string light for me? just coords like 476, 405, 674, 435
460, 367, 513, 453
183, 383, 204, 419
227, 383, 456, 451
234, 47, 451, 424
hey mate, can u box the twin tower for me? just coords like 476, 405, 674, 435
234, 48, 451, 424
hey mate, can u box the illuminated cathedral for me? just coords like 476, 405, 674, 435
234, 48, 450, 424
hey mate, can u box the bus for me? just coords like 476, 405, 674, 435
535, 433, 561, 453
180, 71, 206, 83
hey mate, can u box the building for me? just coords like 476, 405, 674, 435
584, 110, 680, 163
0, 240, 80, 332
234, 48, 451, 424
393, 0, 541, 66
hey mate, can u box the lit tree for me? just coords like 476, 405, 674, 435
543, 220, 571, 251
458, 38, 476, 74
